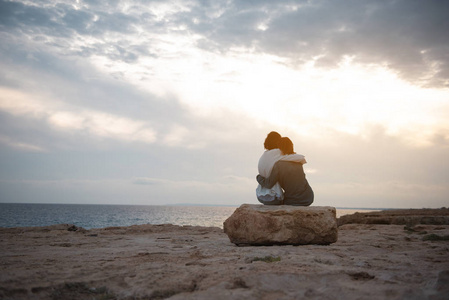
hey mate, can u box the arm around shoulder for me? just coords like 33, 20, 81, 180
280, 154, 307, 164
256, 162, 280, 189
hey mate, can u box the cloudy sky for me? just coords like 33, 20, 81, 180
0, 0, 448, 208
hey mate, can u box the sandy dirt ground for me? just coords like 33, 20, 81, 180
1, 221, 449, 299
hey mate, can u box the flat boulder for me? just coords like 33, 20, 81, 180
223, 204, 338, 246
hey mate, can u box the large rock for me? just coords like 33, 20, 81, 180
223, 204, 338, 246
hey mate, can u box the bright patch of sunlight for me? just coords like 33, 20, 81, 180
87, 39, 449, 148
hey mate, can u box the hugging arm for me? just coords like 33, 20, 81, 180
256, 163, 280, 189
281, 153, 306, 164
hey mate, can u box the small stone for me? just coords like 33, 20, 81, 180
223, 204, 338, 245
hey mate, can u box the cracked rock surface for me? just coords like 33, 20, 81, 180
1, 218, 448, 299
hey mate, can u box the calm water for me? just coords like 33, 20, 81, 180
0, 203, 378, 229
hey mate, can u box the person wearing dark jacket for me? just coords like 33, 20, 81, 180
256, 137, 314, 206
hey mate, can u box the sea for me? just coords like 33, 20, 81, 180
0, 203, 380, 229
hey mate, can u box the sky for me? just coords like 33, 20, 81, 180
0, 0, 448, 208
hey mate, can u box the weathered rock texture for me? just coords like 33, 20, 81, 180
223, 204, 338, 246
337, 208, 449, 226
2, 218, 449, 299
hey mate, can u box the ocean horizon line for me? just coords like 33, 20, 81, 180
1, 202, 443, 211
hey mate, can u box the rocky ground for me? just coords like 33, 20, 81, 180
1, 210, 449, 299
337, 208, 449, 226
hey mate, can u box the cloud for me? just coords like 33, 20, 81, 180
3, 0, 448, 87
162, 125, 197, 148
132, 177, 168, 185
195, 0, 449, 88
48, 110, 157, 143
3, 0, 444, 146
293, 126, 449, 208
0, 87, 157, 145
0, 134, 46, 152
0, 0, 448, 209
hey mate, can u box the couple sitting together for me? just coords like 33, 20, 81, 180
256, 131, 314, 206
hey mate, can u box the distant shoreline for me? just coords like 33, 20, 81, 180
1, 203, 448, 230
0, 202, 444, 210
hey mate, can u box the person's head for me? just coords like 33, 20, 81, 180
279, 137, 295, 155
264, 131, 282, 150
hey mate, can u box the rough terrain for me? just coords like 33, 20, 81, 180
1, 210, 449, 299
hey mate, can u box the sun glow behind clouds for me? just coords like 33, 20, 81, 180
89, 41, 449, 147
22, 0, 444, 149
13, 0, 444, 149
